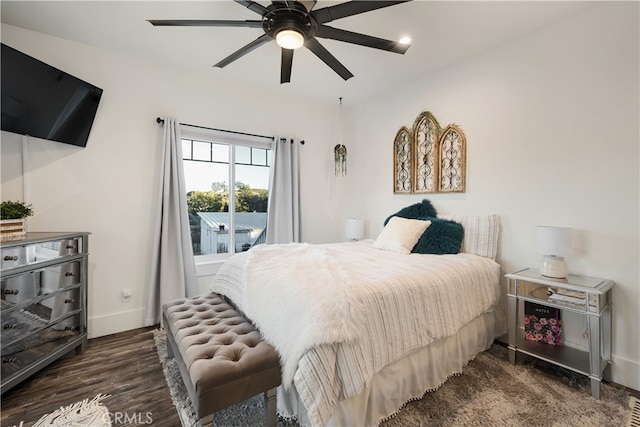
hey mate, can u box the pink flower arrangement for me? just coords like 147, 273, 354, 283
524, 313, 562, 346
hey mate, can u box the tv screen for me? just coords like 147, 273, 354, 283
1, 43, 103, 147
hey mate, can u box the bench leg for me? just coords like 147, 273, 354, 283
166, 340, 174, 359
264, 388, 277, 427
200, 414, 214, 427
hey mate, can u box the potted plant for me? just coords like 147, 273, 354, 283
0, 200, 33, 241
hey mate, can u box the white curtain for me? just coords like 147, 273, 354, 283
144, 117, 197, 326
266, 137, 301, 244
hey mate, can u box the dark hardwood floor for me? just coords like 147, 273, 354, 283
3, 327, 638, 427
1, 326, 181, 427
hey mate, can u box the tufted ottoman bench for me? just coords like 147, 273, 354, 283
162, 293, 281, 427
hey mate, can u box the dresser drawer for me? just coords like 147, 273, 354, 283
2, 288, 81, 346
1, 261, 81, 305
0, 238, 81, 273
1, 312, 82, 381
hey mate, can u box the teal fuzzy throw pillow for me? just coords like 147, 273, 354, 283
383, 199, 437, 225
412, 217, 464, 255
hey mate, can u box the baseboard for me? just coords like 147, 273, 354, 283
612, 354, 640, 392
88, 307, 147, 338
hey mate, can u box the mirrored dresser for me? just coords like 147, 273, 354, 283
1, 232, 89, 393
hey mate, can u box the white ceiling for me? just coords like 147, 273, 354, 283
1, 1, 601, 105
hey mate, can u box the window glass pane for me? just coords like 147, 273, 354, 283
253, 148, 268, 166
235, 145, 269, 251
192, 141, 211, 161
181, 139, 192, 160
183, 160, 230, 255
236, 145, 251, 164
212, 143, 229, 163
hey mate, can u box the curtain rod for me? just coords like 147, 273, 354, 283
156, 117, 274, 141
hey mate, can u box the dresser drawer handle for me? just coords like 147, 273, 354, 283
66, 244, 76, 249
3, 323, 17, 329
64, 326, 79, 331
2, 357, 17, 364
3, 256, 18, 261
65, 272, 74, 277
3, 289, 19, 295
65, 299, 75, 304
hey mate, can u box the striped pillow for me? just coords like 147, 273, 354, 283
439, 214, 500, 260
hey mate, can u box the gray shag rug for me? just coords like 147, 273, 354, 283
153, 329, 633, 427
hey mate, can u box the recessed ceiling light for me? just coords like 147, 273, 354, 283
399, 36, 411, 45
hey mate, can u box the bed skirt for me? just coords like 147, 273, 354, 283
278, 308, 505, 426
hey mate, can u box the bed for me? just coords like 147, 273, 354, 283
210, 211, 505, 426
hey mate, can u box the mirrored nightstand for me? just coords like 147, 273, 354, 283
505, 268, 614, 399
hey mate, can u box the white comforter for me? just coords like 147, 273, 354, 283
211, 240, 501, 426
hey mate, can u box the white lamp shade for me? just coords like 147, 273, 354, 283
536, 226, 572, 256
344, 218, 364, 241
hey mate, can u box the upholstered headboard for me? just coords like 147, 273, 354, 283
440, 214, 500, 260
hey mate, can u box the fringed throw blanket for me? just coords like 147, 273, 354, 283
212, 240, 501, 426
242, 243, 367, 387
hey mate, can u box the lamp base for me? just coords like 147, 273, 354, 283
540, 256, 568, 279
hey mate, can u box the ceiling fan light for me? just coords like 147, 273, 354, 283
276, 29, 304, 49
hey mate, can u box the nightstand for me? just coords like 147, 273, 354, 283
505, 268, 614, 399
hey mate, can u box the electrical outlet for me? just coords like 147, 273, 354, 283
121, 289, 133, 302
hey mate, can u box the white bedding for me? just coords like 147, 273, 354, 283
211, 239, 502, 426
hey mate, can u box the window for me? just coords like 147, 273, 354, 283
181, 127, 271, 263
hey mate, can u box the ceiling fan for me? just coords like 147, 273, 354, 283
148, 0, 412, 84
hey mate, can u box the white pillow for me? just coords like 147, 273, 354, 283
373, 217, 431, 254
439, 214, 500, 260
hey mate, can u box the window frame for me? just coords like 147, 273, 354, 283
180, 125, 272, 276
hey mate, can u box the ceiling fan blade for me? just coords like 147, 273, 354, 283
148, 19, 263, 28
304, 37, 353, 81
234, 0, 269, 16
312, 1, 411, 25
292, 0, 318, 12
281, 48, 294, 84
299, 0, 317, 12
214, 33, 272, 68
316, 25, 409, 54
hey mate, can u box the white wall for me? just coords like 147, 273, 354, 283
342, 2, 639, 390
0, 24, 341, 338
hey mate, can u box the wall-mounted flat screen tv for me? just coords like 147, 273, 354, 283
1, 43, 103, 148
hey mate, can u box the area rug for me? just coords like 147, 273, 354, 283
31, 394, 111, 427
153, 329, 633, 427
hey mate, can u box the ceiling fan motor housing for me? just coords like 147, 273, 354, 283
263, 2, 316, 42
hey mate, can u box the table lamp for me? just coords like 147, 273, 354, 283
344, 218, 364, 241
536, 226, 572, 278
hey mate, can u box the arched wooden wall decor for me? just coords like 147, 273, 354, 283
412, 111, 441, 193
393, 127, 412, 193
393, 112, 467, 194
438, 124, 466, 193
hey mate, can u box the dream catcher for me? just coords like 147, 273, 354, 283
334, 143, 347, 176
334, 97, 347, 176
